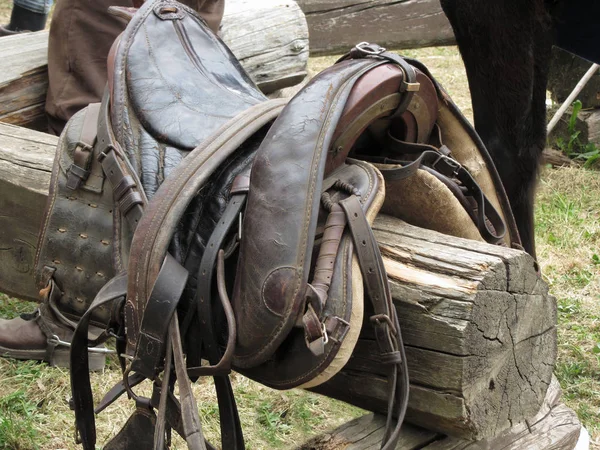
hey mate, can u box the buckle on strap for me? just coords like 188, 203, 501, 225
354, 41, 386, 56
432, 154, 462, 177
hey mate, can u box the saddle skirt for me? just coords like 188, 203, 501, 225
34, 1, 520, 449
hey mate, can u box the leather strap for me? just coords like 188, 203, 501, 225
337, 43, 420, 119
96, 93, 146, 231
371, 150, 507, 244
190, 190, 247, 448
71, 272, 128, 450
339, 195, 409, 450
66, 103, 101, 191
170, 315, 206, 450
131, 254, 189, 379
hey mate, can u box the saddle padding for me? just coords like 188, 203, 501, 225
231, 58, 391, 369
375, 162, 484, 242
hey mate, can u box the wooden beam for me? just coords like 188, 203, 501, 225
0, 0, 309, 129
296, 0, 456, 55
0, 122, 556, 440
0, 123, 56, 302
299, 378, 582, 450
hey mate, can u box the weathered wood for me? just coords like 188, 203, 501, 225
0, 122, 556, 440
542, 148, 575, 167
0, 123, 56, 302
0, 0, 309, 128
296, 0, 455, 55
0, 31, 48, 131
312, 216, 556, 440
299, 378, 582, 450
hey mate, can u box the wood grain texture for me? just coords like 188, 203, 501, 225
0, 123, 56, 302
312, 216, 556, 440
0, 0, 309, 128
296, 0, 455, 55
299, 378, 581, 449
0, 124, 556, 441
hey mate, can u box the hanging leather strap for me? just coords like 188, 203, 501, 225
189, 187, 247, 449
339, 196, 409, 450
71, 272, 129, 450
170, 315, 207, 450
130, 254, 189, 379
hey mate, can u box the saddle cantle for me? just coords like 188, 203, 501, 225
34, 2, 522, 449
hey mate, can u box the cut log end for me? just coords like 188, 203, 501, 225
313, 215, 556, 440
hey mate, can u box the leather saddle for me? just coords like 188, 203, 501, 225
34, 1, 521, 449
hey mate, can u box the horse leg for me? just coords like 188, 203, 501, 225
440, 0, 554, 258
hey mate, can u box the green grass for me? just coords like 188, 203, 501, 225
535, 167, 600, 443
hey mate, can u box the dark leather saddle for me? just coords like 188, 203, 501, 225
34, 1, 521, 449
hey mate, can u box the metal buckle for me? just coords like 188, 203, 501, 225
354, 41, 386, 56
97, 144, 116, 163
370, 314, 398, 336
321, 322, 329, 346
74, 141, 93, 154
432, 154, 462, 177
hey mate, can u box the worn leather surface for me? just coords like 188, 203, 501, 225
239, 161, 384, 389
231, 58, 387, 369
110, 0, 265, 198
34, 107, 116, 323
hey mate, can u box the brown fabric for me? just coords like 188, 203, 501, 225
45, 0, 225, 135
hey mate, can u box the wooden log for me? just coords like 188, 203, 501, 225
299, 378, 582, 450
312, 216, 556, 440
0, 123, 55, 302
0, 122, 556, 441
542, 148, 574, 168
0, 0, 309, 129
296, 0, 455, 55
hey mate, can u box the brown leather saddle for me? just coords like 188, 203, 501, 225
34, 1, 520, 449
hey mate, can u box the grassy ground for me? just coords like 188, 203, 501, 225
1, 2, 599, 448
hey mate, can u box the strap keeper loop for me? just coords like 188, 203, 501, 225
370, 313, 398, 336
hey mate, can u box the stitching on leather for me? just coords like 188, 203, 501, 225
34, 131, 68, 280
246, 61, 380, 363
264, 164, 375, 386
260, 267, 295, 317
